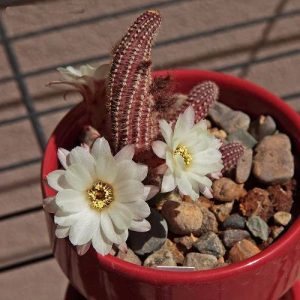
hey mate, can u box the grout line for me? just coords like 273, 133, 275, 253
0, 157, 41, 172
0, 205, 43, 221
0, 253, 53, 272
0, 19, 47, 151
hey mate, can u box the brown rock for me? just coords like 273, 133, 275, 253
211, 201, 234, 222
184, 253, 218, 270
198, 207, 218, 234
253, 134, 294, 184
143, 249, 177, 268
155, 192, 182, 211
239, 188, 274, 221
117, 248, 142, 265
174, 234, 198, 251
161, 239, 185, 264
161, 200, 203, 235
229, 239, 261, 263
197, 196, 214, 209
267, 183, 294, 213
209, 128, 227, 140
271, 226, 285, 239
235, 148, 253, 183
212, 177, 246, 202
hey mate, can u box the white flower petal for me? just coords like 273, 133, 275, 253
56, 189, 88, 213
152, 141, 167, 159
69, 146, 96, 177
43, 197, 58, 213
136, 164, 148, 181
57, 148, 70, 169
118, 201, 150, 220
69, 210, 99, 245
202, 186, 213, 199
91, 137, 112, 160
144, 185, 159, 200
96, 154, 117, 183
54, 210, 83, 227
76, 242, 91, 256
107, 203, 133, 230
64, 164, 94, 191
55, 225, 69, 238
47, 170, 66, 192
129, 219, 151, 232
100, 211, 124, 244
159, 120, 173, 145
92, 226, 113, 255
161, 169, 176, 193
177, 176, 199, 200
115, 160, 144, 182
114, 144, 135, 162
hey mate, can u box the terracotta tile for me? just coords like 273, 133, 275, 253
0, 259, 68, 300
0, 163, 41, 217
0, 45, 13, 79
0, 120, 41, 167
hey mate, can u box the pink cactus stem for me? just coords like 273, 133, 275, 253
220, 142, 245, 173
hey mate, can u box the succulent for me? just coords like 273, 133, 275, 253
220, 142, 245, 173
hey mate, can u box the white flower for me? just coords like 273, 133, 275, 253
152, 106, 223, 200
44, 137, 155, 256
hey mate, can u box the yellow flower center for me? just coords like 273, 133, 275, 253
87, 181, 114, 211
174, 144, 192, 167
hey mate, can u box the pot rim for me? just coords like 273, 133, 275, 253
41, 69, 300, 284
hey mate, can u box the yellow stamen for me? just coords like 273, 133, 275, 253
174, 144, 192, 167
87, 181, 114, 211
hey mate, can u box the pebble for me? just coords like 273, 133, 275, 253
174, 234, 198, 251
227, 129, 257, 148
161, 239, 185, 264
271, 226, 285, 239
184, 253, 218, 270
249, 115, 276, 141
212, 177, 246, 202
235, 148, 253, 183
143, 249, 177, 267
117, 248, 142, 265
239, 188, 273, 221
209, 128, 227, 140
253, 134, 294, 184
229, 239, 261, 263
211, 201, 234, 222
221, 229, 250, 248
197, 196, 214, 209
246, 216, 269, 241
198, 207, 218, 234
128, 209, 168, 255
154, 191, 181, 211
223, 214, 246, 229
273, 211, 292, 226
209, 102, 250, 133
193, 232, 226, 258
161, 200, 203, 235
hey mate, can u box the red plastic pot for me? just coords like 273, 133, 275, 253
41, 70, 300, 300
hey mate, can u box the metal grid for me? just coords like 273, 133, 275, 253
0, 0, 300, 276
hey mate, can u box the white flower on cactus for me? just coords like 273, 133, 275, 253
43, 137, 154, 256
152, 106, 223, 200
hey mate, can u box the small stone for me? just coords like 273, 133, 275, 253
197, 196, 214, 209
144, 249, 177, 268
184, 253, 218, 270
161, 239, 185, 264
239, 188, 273, 221
193, 232, 226, 258
212, 177, 246, 202
174, 234, 198, 251
223, 214, 246, 229
229, 239, 261, 263
161, 200, 203, 235
128, 209, 168, 255
249, 115, 277, 141
154, 191, 182, 211
227, 129, 257, 148
271, 226, 285, 239
117, 248, 141, 265
198, 207, 218, 234
209, 128, 227, 140
253, 134, 294, 184
273, 211, 292, 226
267, 183, 294, 213
209, 102, 250, 133
246, 216, 269, 241
259, 237, 274, 250
235, 148, 253, 183
211, 201, 234, 222
221, 229, 250, 248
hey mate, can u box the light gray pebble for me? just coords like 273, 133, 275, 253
143, 249, 177, 268
235, 148, 253, 183
249, 115, 276, 141
227, 129, 257, 148
221, 229, 250, 248
274, 211, 292, 226
117, 248, 141, 265
246, 216, 269, 241
184, 253, 218, 270
223, 214, 246, 229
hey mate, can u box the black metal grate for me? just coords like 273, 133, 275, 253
0, 0, 300, 273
